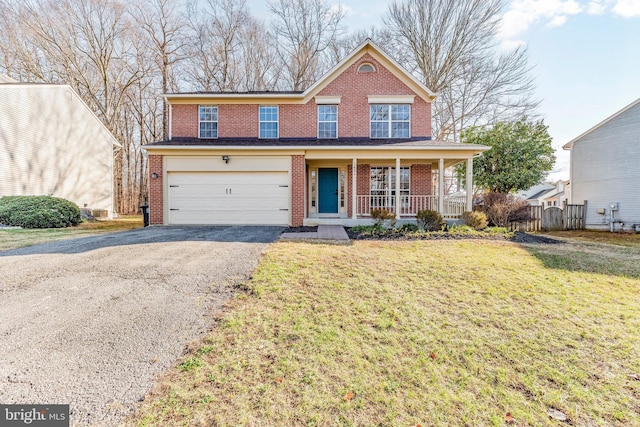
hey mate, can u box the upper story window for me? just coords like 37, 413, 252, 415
318, 105, 337, 139
199, 105, 218, 139
370, 104, 410, 138
259, 105, 278, 139
358, 63, 375, 73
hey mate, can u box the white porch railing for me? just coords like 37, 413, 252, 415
357, 195, 466, 218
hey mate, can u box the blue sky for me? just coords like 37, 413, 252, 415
247, 0, 640, 181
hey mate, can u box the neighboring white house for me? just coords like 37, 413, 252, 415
0, 76, 119, 215
517, 182, 555, 206
563, 98, 640, 230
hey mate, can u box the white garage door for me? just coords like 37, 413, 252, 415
167, 172, 290, 225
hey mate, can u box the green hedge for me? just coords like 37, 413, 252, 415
0, 196, 82, 228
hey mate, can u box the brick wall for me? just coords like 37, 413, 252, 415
219, 104, 258, 137
317, 54, 431, 138
172, 104, 197, 137
410, 164, 432, 196
148, 155, 163, 224
291, 155, 305, 226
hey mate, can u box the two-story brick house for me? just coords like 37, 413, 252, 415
144, 40, 488, 226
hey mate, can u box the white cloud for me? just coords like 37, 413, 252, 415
547, 15, 568, 26
586, 0, 609, 15
613, 0, 640, 17
498, 0, 582, 47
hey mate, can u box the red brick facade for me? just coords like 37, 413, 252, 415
410, 164, 432, 196
148, 155, 163, 225
168, 56, 431, 140
317, 54, 431, 138
172, 104, 197, 138
291, 155, 305, 226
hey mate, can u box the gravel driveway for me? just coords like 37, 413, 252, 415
0, 226, 282, 426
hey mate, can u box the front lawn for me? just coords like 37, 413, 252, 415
130, 239, 640, 426
0, 216, 143, 251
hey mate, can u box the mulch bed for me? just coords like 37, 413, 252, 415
281, 227, 562, 244
345, 229, 563, 244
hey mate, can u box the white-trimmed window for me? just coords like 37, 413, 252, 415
259, 105, 278, 139
370, 104, 410, 138
199, 105, 218, 138
370, 166, 410, 208
318, 105, 337, 139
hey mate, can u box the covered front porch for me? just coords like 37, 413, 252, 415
301, 144, 484, 226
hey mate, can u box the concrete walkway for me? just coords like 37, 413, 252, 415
280, 225, 350, 242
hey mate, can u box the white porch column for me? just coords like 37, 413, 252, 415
395, 158, 401, 219
352, 157, 357, 220
438, 158, 445, 214
466, 157, 473, 212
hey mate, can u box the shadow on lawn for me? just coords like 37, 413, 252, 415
0, 226, 284, 256
521, 239, 640, 279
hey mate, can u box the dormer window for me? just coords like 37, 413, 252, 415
358, 63, 375, 73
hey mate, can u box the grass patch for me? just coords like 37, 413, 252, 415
0, 216, 143, 251
130, 239, 640, 426
542, 230, 640, 249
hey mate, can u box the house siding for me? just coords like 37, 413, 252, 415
570, 101, 640, 229
0, 84, 115, 214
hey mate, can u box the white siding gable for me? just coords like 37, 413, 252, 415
0, 84, 117, 213
568, 100, 640, 229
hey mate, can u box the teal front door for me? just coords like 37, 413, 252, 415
318, 168, 339, 213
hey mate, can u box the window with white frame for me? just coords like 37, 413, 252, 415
370, 104, 410, 138
199, 105, 218, 138
259, 105, 278, 138
370, 167, 410, 209
318, 105, 337, 138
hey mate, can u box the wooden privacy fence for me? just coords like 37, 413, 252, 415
508, 201, 586, 232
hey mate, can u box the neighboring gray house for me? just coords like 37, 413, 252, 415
563, 98, 640, 230
0, 76, 118, 216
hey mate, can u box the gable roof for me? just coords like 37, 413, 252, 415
164, 39, 437, 104
0, 83, 121, 148
0, 74, 17, 83
563, 97, 640, 149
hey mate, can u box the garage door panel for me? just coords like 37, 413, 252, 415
167, 171, 290, 225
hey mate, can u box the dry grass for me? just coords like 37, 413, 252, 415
130, 239, 640, 427
541, 230, 640, 249
0, 216, 143, 251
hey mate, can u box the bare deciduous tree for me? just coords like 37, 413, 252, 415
269, 0, 346, 91
131, 0, 187, 140
384, 0, 539, 141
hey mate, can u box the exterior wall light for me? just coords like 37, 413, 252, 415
151, 172, 158, 179
222, 155, 230, 163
